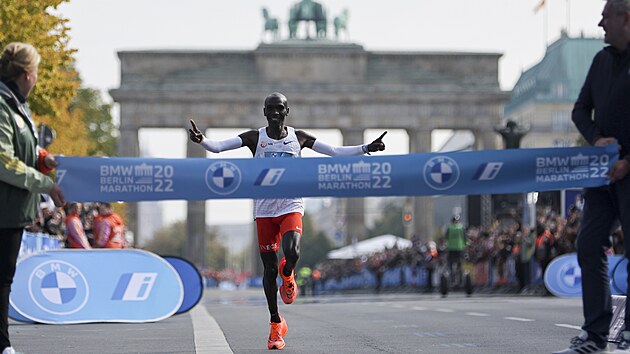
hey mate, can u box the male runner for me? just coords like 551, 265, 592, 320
189, 92, 386, 350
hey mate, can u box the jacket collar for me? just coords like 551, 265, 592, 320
0, 80, 38, 142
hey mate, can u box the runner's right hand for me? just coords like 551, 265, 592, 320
188, 119, 205, 144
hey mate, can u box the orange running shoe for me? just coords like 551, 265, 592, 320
278, 257, 298, 304
267, 315, 288, 350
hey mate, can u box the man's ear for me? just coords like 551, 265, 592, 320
263, 107, 267, 116
286, 107, 290, 116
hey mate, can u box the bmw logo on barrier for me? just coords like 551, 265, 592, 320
28, 260, 89, 315
423, 156, 460, 190
205, 161, 242, 195
544, 254, 582, 297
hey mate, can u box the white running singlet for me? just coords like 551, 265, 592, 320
253, 126, 304, 218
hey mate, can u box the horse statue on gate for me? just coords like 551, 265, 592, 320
262, 7, 280, 42
333, 9, 349, 40
288, 0, 327, 39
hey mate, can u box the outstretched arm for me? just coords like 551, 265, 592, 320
298, 130, 387, 156
189, 119, 243, 153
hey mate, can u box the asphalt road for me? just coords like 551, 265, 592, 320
9, 288, 606, 353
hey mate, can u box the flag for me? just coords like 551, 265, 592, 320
533, 0, 546, 13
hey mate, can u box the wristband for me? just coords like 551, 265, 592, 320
362, 144, 370, 155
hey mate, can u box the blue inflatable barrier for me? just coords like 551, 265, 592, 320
162, 256, 203, 314
544, 253, 625, 297
10, 249, 183, 324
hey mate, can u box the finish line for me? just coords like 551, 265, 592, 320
56, 145, 618, 202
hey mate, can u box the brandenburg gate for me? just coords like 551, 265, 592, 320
110, 2, 509, 266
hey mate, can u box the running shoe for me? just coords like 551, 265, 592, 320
278, 257, 298, 304
267, 315, 288, 350
553, 331, 608, 354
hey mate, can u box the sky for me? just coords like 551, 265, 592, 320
55, 0, 606, 229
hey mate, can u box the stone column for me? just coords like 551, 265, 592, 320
118, 125, 140, 245
476, 130, 500, 150
407, 129, 434, 242
186, 139, 207, 267
475, 130, 500, 228
340, 128, 366, 244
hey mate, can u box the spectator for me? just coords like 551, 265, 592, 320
95, 202, 127, 248
445, 215, 466, 286
0, 42, 65, 354
64, 203, 91, 249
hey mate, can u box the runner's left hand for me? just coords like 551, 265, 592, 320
367, 131, 387, 153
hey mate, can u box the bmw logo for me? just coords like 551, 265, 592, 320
556, 262, 582, 294
423, 156, 460, 190
205, 161, 242, 195
28, 260, 89, 315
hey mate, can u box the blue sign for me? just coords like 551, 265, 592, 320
10, 249, 183, 324
162, 256, 203, 314
544, 253, 625, 297
18, 231, 63, 260
55, 145, 617, 202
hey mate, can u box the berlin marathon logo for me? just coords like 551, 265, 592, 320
28, 260, 89, 315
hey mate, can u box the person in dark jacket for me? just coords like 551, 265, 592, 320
554, 1, 630, 353
0, 42, 65, 354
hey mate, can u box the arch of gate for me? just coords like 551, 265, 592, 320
111, 42, 509, 266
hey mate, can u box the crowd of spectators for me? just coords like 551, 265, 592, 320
309, 204, 625, 294
25, 199, 129, 249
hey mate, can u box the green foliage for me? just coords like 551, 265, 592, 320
206, 227, 228, 270
298, 213, 333, 268
144, 221, 227, 269
69, 87, 118, 156
0, 0, 93, 157
143, 221, 186, 256
0, 0, 77, 116
367, 202, 404, 238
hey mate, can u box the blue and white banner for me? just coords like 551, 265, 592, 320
10, 249, 183, 324
544, 253, 625, 297
18, 231, 64, 260
56, 145, 617, 202
162, 256, 203, 315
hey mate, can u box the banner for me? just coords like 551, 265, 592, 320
544, 253, 625, 297
10, 249, 183, 324
56, 145, 618, 202
18, 231, 63, 260
162, 256, 203, 314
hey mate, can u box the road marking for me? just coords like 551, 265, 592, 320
504, 317, 535, 322
414, 332, 446, 337
555, 324, 582, 330
412, 306, 427, 311
465, 312, 490, 317
435, 308, 454, 313
191, 304, 233, 354
438, 343, 478, 348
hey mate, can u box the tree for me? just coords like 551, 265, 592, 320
367, 202, 404, 238
143, 221, 227, 269
143, 221, 186, 256
298, 213, 333, 268
0, 0, 91, 156
206, 226, 228, 270
69, 87, 118, 156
